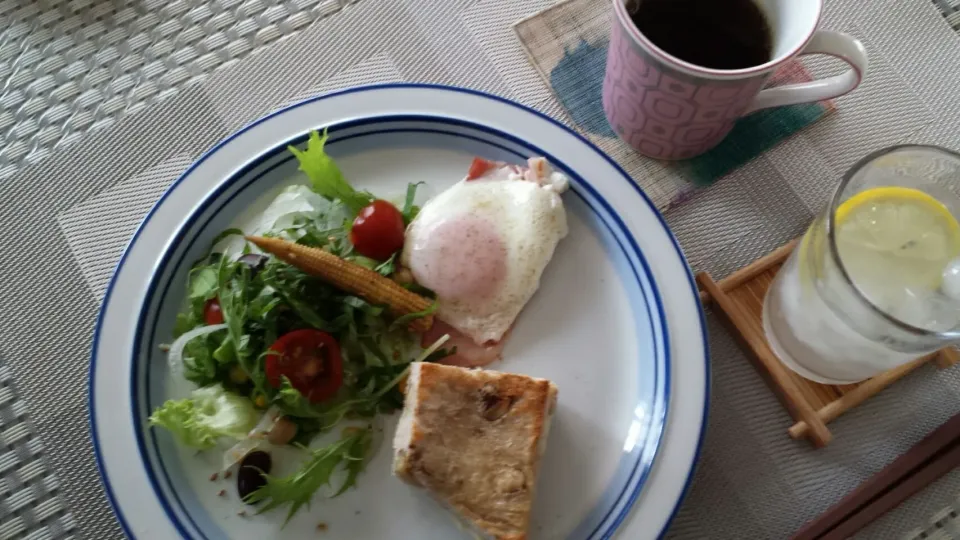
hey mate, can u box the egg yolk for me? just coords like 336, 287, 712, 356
408, 214, 507, 304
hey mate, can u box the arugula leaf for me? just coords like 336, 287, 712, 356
246, 426, 373, 524
274, 377, 326, 419
353, 363, 409, 412
373, 253, 396, 277
274, 364, 409, 427
266, 281, 333, 332
187, 267, 218, 300
423, 346, 456, 364
401, 281, 437, 299
389, 299, 439, 331
176, 258, 223, 338
274, 382, 360, 429
248, 286, 282, 321
401, 182, 422, 224
346, 255, 379, 271
173, 310, 202, 339
212, 336, 236, 365
358, 337, 390, 367
215, 260, 271, 394
217, 261, 247, 361
181, 332, 223, 385
287, 212, 353, 256
342, 295, 370, 310
289, 130, 373, 214
334, 432, 369, 497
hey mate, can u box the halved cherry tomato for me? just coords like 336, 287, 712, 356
350, 200, 405, 261
203, 298, 224, 325
466, 157, 496, 180
265, 329, 344, 403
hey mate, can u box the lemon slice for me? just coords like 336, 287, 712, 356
835, 187, 960, 290
836, 187, 960, 257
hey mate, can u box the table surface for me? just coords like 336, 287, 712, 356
1, 0, 960, 538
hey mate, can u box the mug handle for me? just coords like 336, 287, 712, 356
745, 30, 868, 114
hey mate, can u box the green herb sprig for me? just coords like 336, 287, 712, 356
244, 426, 373, 525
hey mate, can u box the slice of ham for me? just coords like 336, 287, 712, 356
463, 156, 563, 191
422, 319, 508, 367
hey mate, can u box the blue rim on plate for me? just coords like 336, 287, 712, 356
88, 83, 711, 539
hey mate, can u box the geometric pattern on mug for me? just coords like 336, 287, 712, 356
676, 122, 727, 144
641, 116, 678, 141
658, 73, 697, 99
692, 105, 731, 123
627, 133, 670, 158
643, 90, 695, 124
602, 17, 770, 159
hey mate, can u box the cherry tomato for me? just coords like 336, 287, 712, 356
203, 298, 225, 325
265, 329, 344, 403
350, 200, 405, 261
466, 157, 496, 180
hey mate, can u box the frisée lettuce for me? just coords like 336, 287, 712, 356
289, 129, 374, 215
149, 385, 259, 449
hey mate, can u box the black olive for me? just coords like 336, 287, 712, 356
237, 451, 272, 503
238, 254, 268, 277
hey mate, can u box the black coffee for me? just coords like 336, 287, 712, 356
629, 0, 773, 70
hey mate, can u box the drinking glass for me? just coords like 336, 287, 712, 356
763, 145, 960, 384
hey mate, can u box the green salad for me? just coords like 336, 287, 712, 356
149, 129, 449, 524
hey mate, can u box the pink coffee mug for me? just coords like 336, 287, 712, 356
602, 0, 868, 160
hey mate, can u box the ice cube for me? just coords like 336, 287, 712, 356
892, 286, 960, 332
941, 256, 960, 301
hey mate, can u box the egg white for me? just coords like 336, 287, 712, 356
401, 178, 568, 344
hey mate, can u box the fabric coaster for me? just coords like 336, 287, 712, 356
515, 0, 836, 209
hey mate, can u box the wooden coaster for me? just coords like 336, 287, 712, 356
697, 239, 960, 447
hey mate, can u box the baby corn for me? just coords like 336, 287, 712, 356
246, 236, 435, 332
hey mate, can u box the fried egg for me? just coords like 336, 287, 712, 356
401, 158, 569, 352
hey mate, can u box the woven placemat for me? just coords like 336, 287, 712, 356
0, 364, 74, 540
905, 497, 960, 540
0, 0, 356, 181
937, 0, 960, 29
514, 0, 835, 210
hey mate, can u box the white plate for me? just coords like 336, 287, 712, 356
90, 84, 709, 539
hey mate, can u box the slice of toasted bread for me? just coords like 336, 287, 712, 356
393, 362, 558, 540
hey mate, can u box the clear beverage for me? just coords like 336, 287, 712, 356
763, 146, 960, 384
